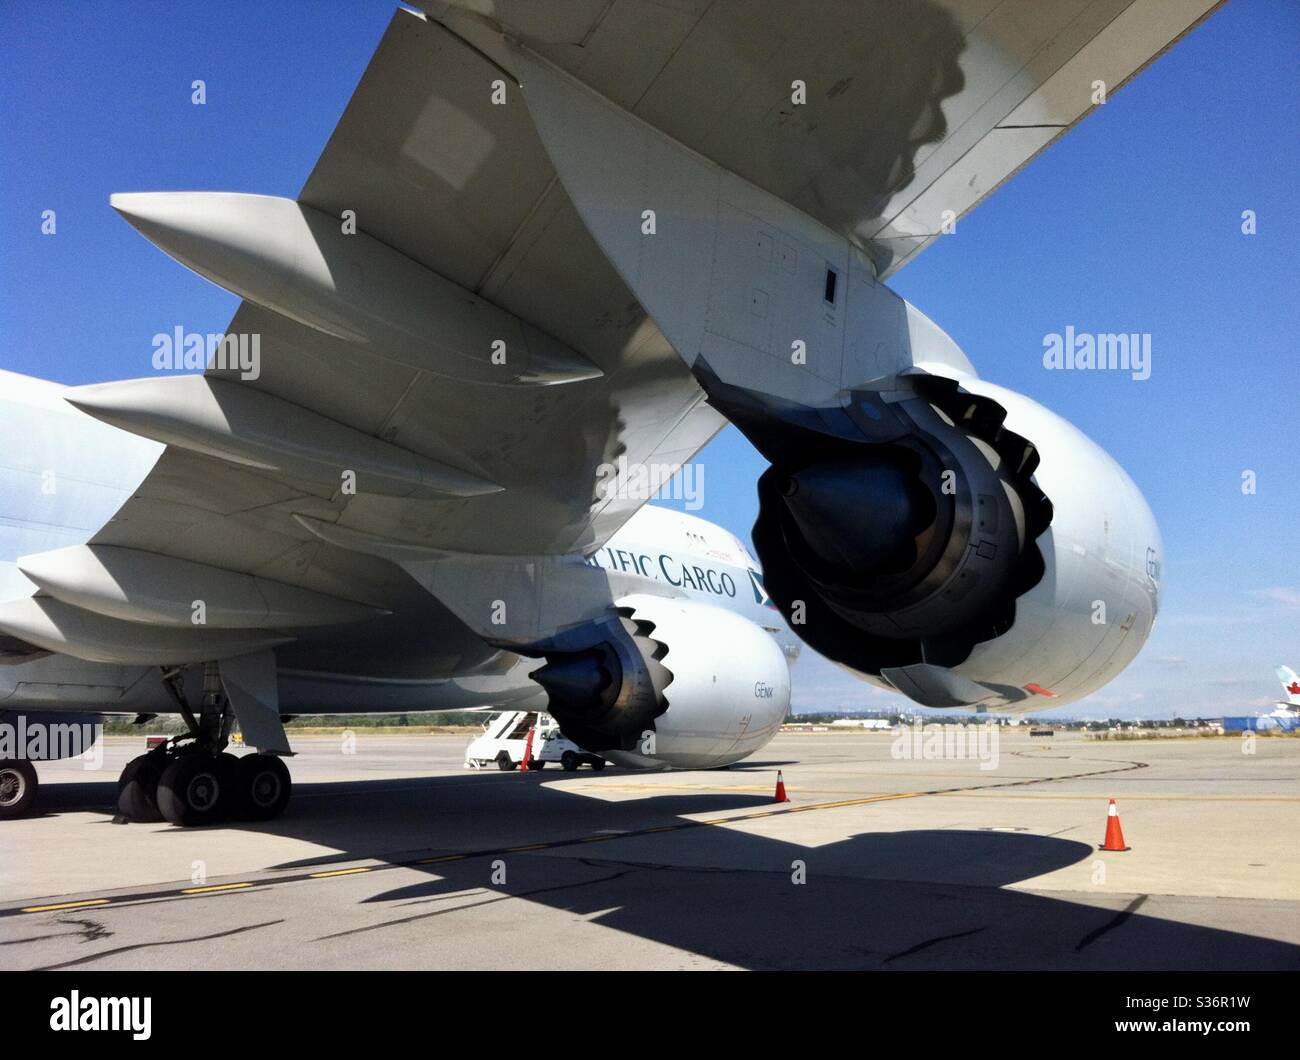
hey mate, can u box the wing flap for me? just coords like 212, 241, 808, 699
427, 0, 1223, 276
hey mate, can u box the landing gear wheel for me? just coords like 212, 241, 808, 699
237, 754, 291, 821
496, 752, 515, 772
0, 760, 37, 819
214, 752, 244, 816
590, 757, 606, 771
117, 754, 165, 822
560, 751, 578, 772
157, 753, 226, 827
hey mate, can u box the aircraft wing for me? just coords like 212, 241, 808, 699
64, 6, 728, 625
33, 1, 1216, 647
423, 0, 1221, 277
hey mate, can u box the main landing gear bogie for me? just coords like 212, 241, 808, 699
116, 661, 292, 827
118, 744, 292, 827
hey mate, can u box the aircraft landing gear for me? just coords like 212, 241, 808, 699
117, 752, 165, 822
116, 663, 292, 827
0, 759, 38, 819
239, 753, 291, 820
155, 750, 236, 827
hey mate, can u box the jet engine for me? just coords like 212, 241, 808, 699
531, 594, 790, 768
721, 373, 1161, 710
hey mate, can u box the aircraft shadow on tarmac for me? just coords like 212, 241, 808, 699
34, 771, 1300, 971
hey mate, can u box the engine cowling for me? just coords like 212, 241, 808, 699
743, 374, 1161, 710
531, 594, 790, 768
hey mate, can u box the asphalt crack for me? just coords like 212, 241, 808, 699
35, 918, 285, 970
1, 917, 113, 947
1074, 894, 1148, 951
882, 926, 987, 964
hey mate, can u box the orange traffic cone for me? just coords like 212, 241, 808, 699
774, 770, 790, 803
1099, 798, 1130, 851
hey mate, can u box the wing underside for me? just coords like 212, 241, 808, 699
423, 0, 1222, 277
9, 1, 1218, 672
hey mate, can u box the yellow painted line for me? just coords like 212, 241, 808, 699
20, 898, 110, 914
505, 844, 549, 853
761, 792, 920, 814
416, 854, 465, 864
309, 867, 372, 878
663, 791, 926, 830
930, 792, 1300, 803
181, 882, 253, 895
580, 834, 619, 843
580, 783, 791, 793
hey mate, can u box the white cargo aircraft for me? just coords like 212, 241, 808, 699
0, 0, 1215, 823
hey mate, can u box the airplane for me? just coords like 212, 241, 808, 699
1276, 666, 1300, 709
1252, 666, 1300, 732
1221, 667, 1300, 734
0, 0, 1215, 824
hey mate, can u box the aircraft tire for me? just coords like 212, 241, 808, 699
237, 754, 291, 821
117, 754, 165, 822
0, 760, 37, 819
157, 753, 227, 827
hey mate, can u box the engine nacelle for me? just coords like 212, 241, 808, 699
531, 594, 790, 768
745, 375, 1161, 710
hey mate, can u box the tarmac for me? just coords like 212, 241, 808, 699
2, 729, 1297, 970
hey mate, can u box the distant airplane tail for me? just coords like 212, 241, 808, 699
1276, 665, 1300, 706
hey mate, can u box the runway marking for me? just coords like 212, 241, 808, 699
2, 755, 1148, 918
19, 899, 110, 914
577, 784, 791, 793
931, 791, 1300, 803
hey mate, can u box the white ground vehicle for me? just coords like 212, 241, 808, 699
464, 711, 605, 772
537, 725, 606, 772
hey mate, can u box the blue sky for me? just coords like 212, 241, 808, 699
2, 1, 1296, 718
